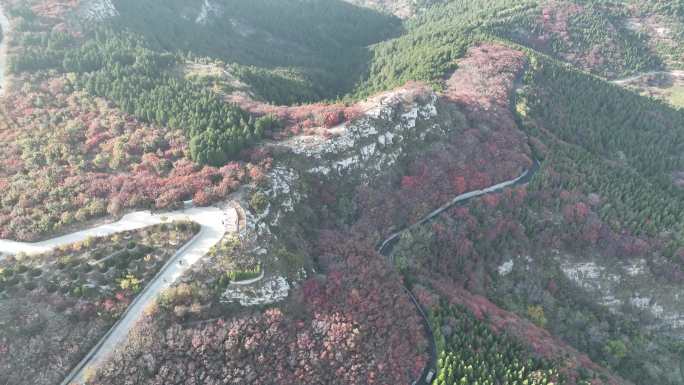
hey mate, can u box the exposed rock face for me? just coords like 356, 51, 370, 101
343, 0, 417, 19
257, 84, 446, 238
76, 0, 118, 22
560, 255, 684, 337
242, 42, 534, 254
342, 0, 445, 19
286, 91, 441, 179
194, 0, 223, 25
494, 249, 684, 384
222, 275, 289, 306
76, 0, 224, 26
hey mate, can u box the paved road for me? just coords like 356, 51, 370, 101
0, 4, 236, 384
612, 70, 684, 85
0, 207, 233, 255
378, 160, 540, 385
0, 206, 237, 384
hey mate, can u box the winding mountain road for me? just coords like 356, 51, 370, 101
0, 4, 539, 380
0, 206, 237, 385
0, 160, 539, 385
377, 160, 540, 385
0, 5, 239, 384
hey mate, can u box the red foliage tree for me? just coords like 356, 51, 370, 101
563, 202, 590, 224
401, 175, 419, 190
452, 175, 467, 194
323, 111, 343, 128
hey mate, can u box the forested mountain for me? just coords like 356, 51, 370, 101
2, 1, 684, 385
110, 0, 402, 101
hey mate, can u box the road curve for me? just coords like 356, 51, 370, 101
0, 206, 236, 385
0, 4, 237, 383
378, 159, 540, 385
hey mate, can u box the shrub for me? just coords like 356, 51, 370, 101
119, 274, 141, 293
527, 305, 547, 328
116, 258, 129, 270
45, 282, 58, 293
249, 192, 268, 214
226, 264, 261, 282
23, 281, 37, 291
91, 249, 104, 260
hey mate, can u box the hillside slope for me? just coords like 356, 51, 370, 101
2, 1, 684, 385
